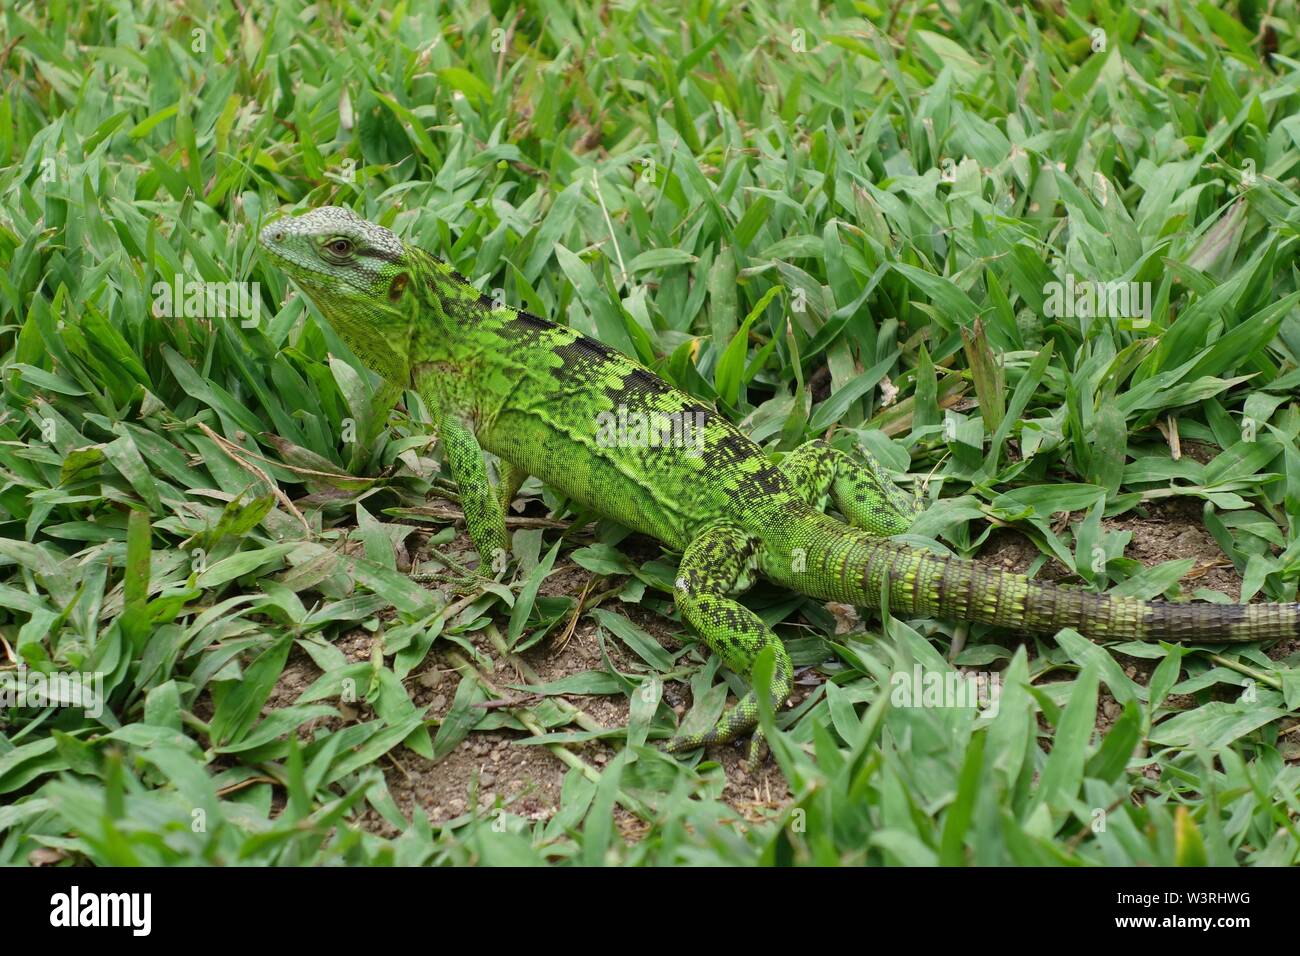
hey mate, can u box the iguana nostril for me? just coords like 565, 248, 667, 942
274, 231, 285, 242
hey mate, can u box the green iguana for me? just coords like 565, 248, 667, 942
260, 206, 1300, 765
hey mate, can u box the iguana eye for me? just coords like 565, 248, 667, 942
325, 238, 354, 257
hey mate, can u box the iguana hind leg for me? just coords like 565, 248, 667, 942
665, 523, 793, 769
496, 459, 528, 515
779, 439, 919, 536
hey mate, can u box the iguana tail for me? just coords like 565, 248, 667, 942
765, 511, 1300, 642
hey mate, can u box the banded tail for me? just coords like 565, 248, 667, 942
768, 511, 1300, 643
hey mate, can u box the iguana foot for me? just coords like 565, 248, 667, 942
778, 439, 919, 535
664, 698, 770, 771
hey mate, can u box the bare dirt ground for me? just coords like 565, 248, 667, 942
261, 496, 1295, 836
255, 525, 797, 836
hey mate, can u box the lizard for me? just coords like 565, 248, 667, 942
259, 205, 1300, 766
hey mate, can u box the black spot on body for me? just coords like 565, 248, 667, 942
554, 335, 619, 375
702, 432, 749, 468
700, 432, 784, 494
624, 367, 663, 393
513, 311, 554, 332
494, 310, 555, 346
747, 464, 787, 496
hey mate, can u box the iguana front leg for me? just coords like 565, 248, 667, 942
414, 375, 509, 571
439, 417, 512, 570
666, 523, 793, 769
779, 439, 920, 535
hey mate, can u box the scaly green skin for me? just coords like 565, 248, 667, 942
260, 207, 1300, 766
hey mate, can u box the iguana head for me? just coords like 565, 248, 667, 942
258, 206, 410, 324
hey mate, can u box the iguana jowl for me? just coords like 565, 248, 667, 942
260, 206, 1300, 763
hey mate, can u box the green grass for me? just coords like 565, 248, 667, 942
3, 0, 1300, 866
